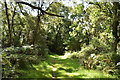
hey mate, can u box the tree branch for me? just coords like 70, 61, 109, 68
16, 1, 64, 17
45, 2, 54, 11
4, 1, 12, 46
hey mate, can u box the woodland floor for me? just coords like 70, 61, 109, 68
18, 54, 117, 79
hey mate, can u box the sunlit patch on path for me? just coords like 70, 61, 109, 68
19, 55, 117, 78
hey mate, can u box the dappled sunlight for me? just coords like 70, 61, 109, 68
54, 63, 63, 68
3, 54, 118, 78
59, 54, 71, 59
64, 72, 80, 77
58, 55, 67, 59
62, 52, 73, 59
31, 55, 117, 78
75, 69, 117, 78
2, 0, 120, 78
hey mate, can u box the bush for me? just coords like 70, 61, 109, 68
3, 45, 48, 57
2, 45, 48, 78
81, 53, 119, 75
80, 45, 97, 57
111, 54, 120, 64
67, 49, 119, 76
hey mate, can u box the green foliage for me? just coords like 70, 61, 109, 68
80, 45, 97, 56
67, 50, 120, 76
111, 54, 120, 64
1, 1, 120, 78
3, 45, 48, 57
43, 2, 71, 54
65, 37, 82, 51
2, 46, 48, 78
76, 38, 110, 58
89, 37, 111, 53
15, 55, 118, 78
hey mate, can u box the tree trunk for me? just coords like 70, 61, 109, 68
4, 2, 12, 46
33, 2, 41, 44
112, 2, 119, 53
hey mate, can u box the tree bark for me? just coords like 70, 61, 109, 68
11, 5, 16, 36
33, 2, 41, 44
112, 2, 120, 53
4, 2, 12, 46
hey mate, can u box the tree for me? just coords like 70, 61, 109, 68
44, 2, 71, 54
16, 1, 64, 17
86, 2, 120, 53
112, 2, 120, 53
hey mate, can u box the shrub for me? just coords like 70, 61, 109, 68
81, 53, 119, 75
3, 45, 48, 57
67, 50, 119, 76
2, 45, 48, 78
111, 54, 120, 64
80, 45, 97, 57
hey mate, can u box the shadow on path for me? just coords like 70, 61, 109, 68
18, 55, 117, 79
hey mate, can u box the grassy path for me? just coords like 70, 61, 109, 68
19, 55, 117, 79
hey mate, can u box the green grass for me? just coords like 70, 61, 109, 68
18, 54, 118, 79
